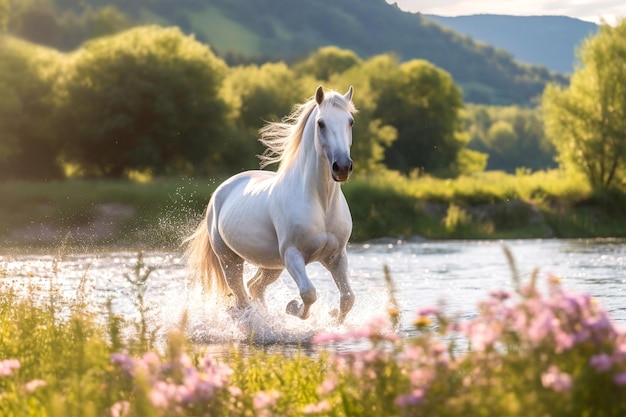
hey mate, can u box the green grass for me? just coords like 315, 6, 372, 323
2, 169, 626, 249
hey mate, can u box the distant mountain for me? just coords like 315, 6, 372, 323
9, 0, 569, 105
424, 14, 598, 73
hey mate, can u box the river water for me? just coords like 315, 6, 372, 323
2, 238, 626, 352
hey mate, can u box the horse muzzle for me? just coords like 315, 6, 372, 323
331, 159, 353, 182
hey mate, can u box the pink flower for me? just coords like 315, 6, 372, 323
149, 382, 170, 409
462, 321, 500, 351
541, 365, 572, 392
590, 354, 613, 372
613, 372, 626, 386
302, 400, 331, 414
395, 388, 425, 407
417, 306, 440, 316
0, 359, 20, 376
110, 401, 130, 417
253, 390, 280, 410
24, 379, 46, 393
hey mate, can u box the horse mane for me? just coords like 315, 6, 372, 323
258, 90, 356, 174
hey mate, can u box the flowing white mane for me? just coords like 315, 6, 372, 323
258, 90, 356, 173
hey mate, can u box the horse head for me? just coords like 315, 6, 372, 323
314, 86, 355, 182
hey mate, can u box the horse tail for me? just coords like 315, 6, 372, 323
184, 207, 229, 296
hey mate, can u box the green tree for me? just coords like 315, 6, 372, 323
57, 26, 230, 177
221, 62, 310, 169
543, 20, 626, 189
0, 37, 64, 179
375, 59, 468, 176
294, 46, 362, 81
466, 105, 555, 172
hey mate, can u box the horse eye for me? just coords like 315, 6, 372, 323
318, 120, 326, 129
349, 119, 354, 127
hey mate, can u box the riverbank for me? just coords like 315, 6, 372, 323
2, 170, 626, 248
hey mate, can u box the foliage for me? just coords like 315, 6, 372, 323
221, 61, 312, 168
465, 104, 557, 172
543, 20, 626, 190
2, 256, 626, 416
294, 46, 362, 81
0, 36, 64, 179
57, 25, 230, 177
374, 59, 468, 176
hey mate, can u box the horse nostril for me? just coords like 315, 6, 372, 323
332, 162, 339, 173
348, 162, 353, 172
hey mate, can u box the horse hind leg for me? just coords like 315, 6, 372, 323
211, 232, 248, 309
247, 268, 283, 305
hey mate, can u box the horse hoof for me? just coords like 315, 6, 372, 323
286, 299, 301, 316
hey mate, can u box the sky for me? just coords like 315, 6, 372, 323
387, 0, 624, 25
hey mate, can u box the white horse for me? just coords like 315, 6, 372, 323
185, 86, 356, 323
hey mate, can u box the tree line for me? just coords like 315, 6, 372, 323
0, 25, 487, 180
2, 20, 626, 191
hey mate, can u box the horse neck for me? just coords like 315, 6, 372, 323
283, 108, 340, 207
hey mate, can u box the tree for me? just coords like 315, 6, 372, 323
57, 26, 230, 177
543, 20, 626, 189
0, 37, 64, 179
294, 46, 362, 81
221, 62, 310, 169
375, 59, 468, 176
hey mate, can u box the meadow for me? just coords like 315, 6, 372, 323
1, 253, 626, 416
2, 169, 626, 249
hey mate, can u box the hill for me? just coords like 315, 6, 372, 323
424, 14, 598, 73
7, 0, 568, 106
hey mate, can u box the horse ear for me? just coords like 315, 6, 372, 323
344, 86, 354, 101
315, 85, 324, 105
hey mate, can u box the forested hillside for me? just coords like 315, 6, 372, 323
426, 14, 598, 73
4, 0, 567, 105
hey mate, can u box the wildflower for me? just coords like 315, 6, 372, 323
613, 372, 626, 386
23, 379, 46, 393
110, 401, 130, 417
111, 353, 135, 377
461, 321, 500, 351
541, 365, 572, 392
317, 375, 336, 395
395, 388, 425, 407
414, 315, 432, 328
148, 382, 169, 409
417, 306, 440, 316
0, 359, 20, 376
302, 400, 331, 414
253, 390, 280, 409
228, 386, 242, 397
590, 353, 613, 372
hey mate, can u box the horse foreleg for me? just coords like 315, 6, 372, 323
323, 249, 354, 323
283, 247, 316, 319
247, 268, 283, 305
